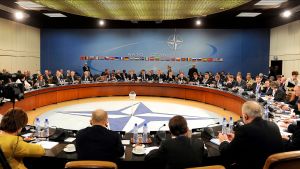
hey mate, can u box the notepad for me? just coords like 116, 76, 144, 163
210, 138, 221, 146
64, 137, 76, 143
37, 141, 59, 149
121, 140, 130, 145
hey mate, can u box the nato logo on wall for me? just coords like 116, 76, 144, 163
41, 29, 269, 74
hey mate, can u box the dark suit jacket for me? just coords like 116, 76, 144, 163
188, 68, 198, 79
145, 136, 207, 169
52, 76, 61, 85
284, 123, 300, 151
154, 74, 166, 81
127, 74, 137, 81
66, 75, 78, 83
262, 87, 273, 96
251, 82, 263, 93
273, 89, 286, 102
219, 117, 283, 169
234, 80, 247, 89
82, 66, 90, 72
75, 125, 124, 162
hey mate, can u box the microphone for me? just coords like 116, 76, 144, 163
154, 124, 167, 142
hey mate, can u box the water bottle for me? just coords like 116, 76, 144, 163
229, 117, 234, 133
133, 123, 138, 143
143, 123, 148, 143
264, 105, 269, 121
44, 119, 50, 140
222, 117, 227, 134
35, 118, 41, 137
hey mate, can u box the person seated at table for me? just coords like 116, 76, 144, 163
109, 73, 118, 82
202, 72, 213, 85
145, 115, 207, 169
127, 70, 137, 81
101, 69, 111, 81
224, 75, 236, 88
280, 118, 300, 151
282, 85, 300, 115
75, 109, 124, 162
43, 69, 51, 84
147, 70, 155, 81
189, 72, 201, 85
261, 79, 273, 96
154, 70, 165, 82
121, 70, 127, 80
139, 69, 148, 81
218, 101, 283, 169
0, 108, 45, 169
250, 75, 263, 93
234, 75, 246, 89
213, 74, 223, 87
34, 75, 46, 88
177, 72, 188, 84
115, 70, 123, 81
81, 71, 93, 82
245, 73, 254, 90
52, 70, 63, 85
16, 74, 32, 90
66, 71, 80, 84
270, 81, 286, 102
285, 71, 300, 92
166, 71, 175, 83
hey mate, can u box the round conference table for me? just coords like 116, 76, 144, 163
0, 82, 246, 116
0, 82, 248, 169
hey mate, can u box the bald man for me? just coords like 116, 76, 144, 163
75, 109, 124, 161
218, 101, 283, 169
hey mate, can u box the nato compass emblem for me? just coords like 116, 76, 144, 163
167, 31, 183, 51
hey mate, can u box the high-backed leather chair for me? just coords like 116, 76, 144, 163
186, 165, 225, 169
65, 160, 117, 169
263, 151, 300, 169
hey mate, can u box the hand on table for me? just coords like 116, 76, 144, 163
282, 135, 290, 141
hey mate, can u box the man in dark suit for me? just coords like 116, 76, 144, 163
188, 64, 198, 79
281, 119, 300, 151
75, 109, 124, 162
82, 63, 90, 73
66, 71, 79, 84
234, 75, 246, 89
261, 79, 273, 96
145, 115, 207, 169
251, 75, 263, 93
218, 101, 283, 169
271, 81, 286, 102
202, 72, 213, 85
52, 70, 62, 85
139, 69, 148, 81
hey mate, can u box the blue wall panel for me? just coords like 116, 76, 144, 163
41, 29, 270, 75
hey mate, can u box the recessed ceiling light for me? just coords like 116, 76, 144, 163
255, 0, 287, 6
15, 1, 44, 10
14, 11, 24, 20
99, 20, 105, 26
281, 10, 292, 18
236, 12, 262, 17
43, 13, 67, 17
195, 19, 202, 26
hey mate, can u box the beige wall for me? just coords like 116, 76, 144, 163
0, 18, 40, 73
270, 20, 300, 77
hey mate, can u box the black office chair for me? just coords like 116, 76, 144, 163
0, 147, 11, 169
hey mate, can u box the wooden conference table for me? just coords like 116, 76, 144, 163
0, 82, 246, 116
1, 82, 248, 169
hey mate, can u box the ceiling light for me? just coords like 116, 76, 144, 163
236, 12, 261, 17
14, 11, 24, 20
15, 1, 44, 10
255, 0, 287, 6
281, 10, 292, 18
195, 19, 202, 26
99, 20, 105, 26
43, 13, 67, 17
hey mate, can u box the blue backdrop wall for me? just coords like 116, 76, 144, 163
41, 29, 270, 76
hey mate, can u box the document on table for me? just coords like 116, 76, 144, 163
37, 141, 59, 149
145, 146, 159, 155
210, 138, 221, 146
122, 140, 130, 145
64, 137, 76, 143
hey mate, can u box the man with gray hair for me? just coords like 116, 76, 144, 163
218, 101, 283, 169
75, 109, 124, 162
